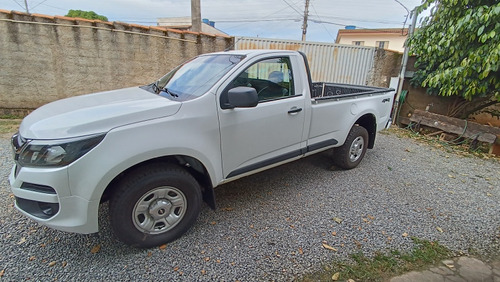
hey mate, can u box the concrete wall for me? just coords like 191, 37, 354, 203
398, 57, 466, 124
399, 83, 500, 127
0, 10, 233, 115
367, 48, 402, 88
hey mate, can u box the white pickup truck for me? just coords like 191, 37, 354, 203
10, 50, 394, 247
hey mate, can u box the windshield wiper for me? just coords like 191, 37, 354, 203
152, 81, 179, 98
160, 87, 179, 98
151, 81, 161, 93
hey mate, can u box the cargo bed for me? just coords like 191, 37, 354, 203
311, 82, 394, 100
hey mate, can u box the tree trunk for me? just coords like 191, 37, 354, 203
446, 95, 499, 119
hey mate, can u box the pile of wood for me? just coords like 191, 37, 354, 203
409, 109, 500, 156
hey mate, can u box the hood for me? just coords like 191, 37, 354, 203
20, 87, 182, 139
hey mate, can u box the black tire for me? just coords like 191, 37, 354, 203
333, 125, 369, 170
109, 164, 202, 248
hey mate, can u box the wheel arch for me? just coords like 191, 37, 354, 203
101, 155, 216, 210
354, 113, 377, 149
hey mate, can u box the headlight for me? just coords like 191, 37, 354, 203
17, 134, 105, 167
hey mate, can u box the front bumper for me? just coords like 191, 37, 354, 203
9, 165, 99, 234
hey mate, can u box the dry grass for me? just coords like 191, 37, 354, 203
0, 119, 21, 138
382, 126, 499, 161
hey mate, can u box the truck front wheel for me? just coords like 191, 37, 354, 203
333, 125, 369, 169
109, 164, 202, 248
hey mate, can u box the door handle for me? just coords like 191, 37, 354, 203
288, 107, 303, 114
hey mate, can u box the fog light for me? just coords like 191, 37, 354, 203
39, 202, 59, 216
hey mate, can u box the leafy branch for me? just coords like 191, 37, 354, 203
408, 0, 500, 117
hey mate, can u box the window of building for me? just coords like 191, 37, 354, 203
352, 41, 364, 46
376, 41, 389, 49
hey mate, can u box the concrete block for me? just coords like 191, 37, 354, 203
456, 257, 492, 282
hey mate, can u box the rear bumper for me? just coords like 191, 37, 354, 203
385, 118, 393, 129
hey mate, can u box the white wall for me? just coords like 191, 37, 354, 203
337, 33, 407, 53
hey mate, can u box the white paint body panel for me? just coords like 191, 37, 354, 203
9, 50, 394, 234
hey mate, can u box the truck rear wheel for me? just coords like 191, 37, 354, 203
109, 164, 202, 248
333, 125, 369, 169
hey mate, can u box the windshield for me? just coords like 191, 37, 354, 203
149, 54, 245, 101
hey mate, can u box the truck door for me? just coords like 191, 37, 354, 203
218, 56, 306, 179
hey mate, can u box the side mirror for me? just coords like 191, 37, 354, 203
227, 87, 258, 108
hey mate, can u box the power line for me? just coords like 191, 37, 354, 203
12, 0, 62, 13
309, 17, 403, 30
10, 0, 25, 11
314, 14, 404, 25
31, 0, 50, 10
214, 18, 301, 23
310, 2, 336, 41
11, 0, 29, 13
309, 19, 357, 28
203, 1, 303, 31
263, 2, 301, 18
39, 3, 67, 11
120, 16, 402, 30
216, 15, 404, 27
316, 20, 410, 33
281, 0, 303, 16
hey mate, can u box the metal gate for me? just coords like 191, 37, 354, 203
235, 36, 376, 85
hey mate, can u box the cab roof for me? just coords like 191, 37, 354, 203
208, 49, 300, 58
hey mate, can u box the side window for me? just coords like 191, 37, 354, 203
230, 57, 295, 102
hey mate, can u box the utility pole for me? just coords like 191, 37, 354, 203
24, 0, 30, 13
191, 0, 201, 33
301, 0, 310, 41
393, 8, 418, 123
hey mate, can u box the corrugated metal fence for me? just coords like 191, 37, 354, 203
235, 36, 376, 85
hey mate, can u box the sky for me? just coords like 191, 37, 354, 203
2, 0, 429, 42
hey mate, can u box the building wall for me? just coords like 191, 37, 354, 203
0, 10, 233, 115
337, 33, 407, 53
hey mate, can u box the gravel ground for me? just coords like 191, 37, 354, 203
0, 130, 499, 280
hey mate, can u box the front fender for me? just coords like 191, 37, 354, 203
67, 97, 222, 202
